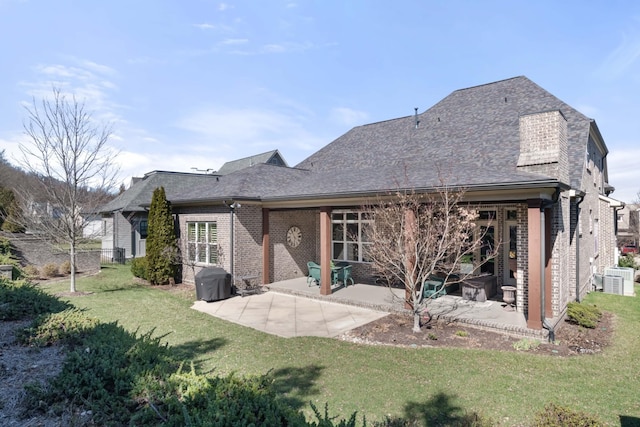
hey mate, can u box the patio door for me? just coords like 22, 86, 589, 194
503, 210, 518, 286
470, 210, 496, 275
477, 224, 495, 275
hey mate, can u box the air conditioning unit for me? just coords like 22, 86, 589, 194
603, 266, 635, 296
603, 275, 624, 295
592, 273, 603, 291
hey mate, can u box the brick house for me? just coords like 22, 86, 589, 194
99, 150, 287, 260
103, 76, 622, 332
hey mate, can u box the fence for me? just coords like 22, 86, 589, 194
101, 248, 126, 265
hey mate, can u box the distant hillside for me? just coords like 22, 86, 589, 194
0, 149, 116, 209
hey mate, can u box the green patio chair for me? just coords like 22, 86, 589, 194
423, 275, 446, 299
307, 261, 321, 286
335, 262, 354, 287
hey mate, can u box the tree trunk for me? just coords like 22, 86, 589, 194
69, 245, 76, 293
413, 311, 421, 332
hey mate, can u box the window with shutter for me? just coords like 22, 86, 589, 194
186, 221, 218, 265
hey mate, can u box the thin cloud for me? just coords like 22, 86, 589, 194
220, 38, 249, 46
330, 107, 369, 127
596, 29, 640, 79
607, 146, 640, 203
194, 23, 215, 30
176, 107, 326, 152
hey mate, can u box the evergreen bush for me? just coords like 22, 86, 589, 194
532, 402, 602, 426
618, 254, 639, 269
130, 256, 148, 280
566, 302, 602, 329
0, 236, 11, 255
146, 187, 178, 285
0, 279, 70, 320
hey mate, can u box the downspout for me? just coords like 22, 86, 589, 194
613, 203, 625, 267
225, 201, 241, 281
571, 190, 585, 302
541, 188, 561, 342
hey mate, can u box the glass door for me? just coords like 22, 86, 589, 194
504, 210, 518, 286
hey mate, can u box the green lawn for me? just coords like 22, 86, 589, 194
42, 265, 640, 425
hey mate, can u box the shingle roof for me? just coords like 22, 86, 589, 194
99, 171, 221, 213
295, 76, 601, 193
216, 149, 288, 175
107, 76, 607, 209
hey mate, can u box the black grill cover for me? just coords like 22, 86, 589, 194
195, 267, 232, 301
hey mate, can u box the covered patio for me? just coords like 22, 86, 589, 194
266, 277, 548, 340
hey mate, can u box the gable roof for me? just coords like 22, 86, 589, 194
217, 149, 288, 175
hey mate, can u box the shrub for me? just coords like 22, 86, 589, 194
42, 263, 59, 278
23, 319, 329, 426
18, 308, 100, 347
0, 236, 11, 255
566, 302, 602, 329
513, 338, 540, 351
22, 264, 40, 279
59, 260, 72, 275
618, 254, 639, 269
131, 368, 309, 426
130, 256, 148, 280
0, 279, 70, 320
532, 402, 602, 426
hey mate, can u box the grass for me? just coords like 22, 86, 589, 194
41, 265, 640, 425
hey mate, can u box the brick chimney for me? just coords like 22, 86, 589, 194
517, 110, 569, 184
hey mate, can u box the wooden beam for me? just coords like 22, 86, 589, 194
527, 199, 542, 329
319, 207, 332, 295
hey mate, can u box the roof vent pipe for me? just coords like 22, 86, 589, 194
414, 108, 420, 129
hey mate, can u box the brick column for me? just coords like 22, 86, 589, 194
262, 208, 270, 284
319, 207, 332, 295
527, 199, 542, 329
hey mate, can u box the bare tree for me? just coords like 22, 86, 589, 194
366, 185, 498, 332
17, 88, 119, 292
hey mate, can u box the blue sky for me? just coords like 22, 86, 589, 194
1, 1, 639, 202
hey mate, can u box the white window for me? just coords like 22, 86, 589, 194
187, 221, 218, 264
331, 211, 372, 262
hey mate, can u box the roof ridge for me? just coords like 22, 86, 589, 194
452, 75, 527, 93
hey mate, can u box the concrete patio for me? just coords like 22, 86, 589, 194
267, 277, 544, 339
192, 277, 549, 340
192, 277, 555, 339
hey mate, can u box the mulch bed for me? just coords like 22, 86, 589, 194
340, 311, 613, 356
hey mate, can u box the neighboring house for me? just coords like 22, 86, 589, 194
617, 203, 639, 246
104, 76, 623, 334
82, 213, 103, 239
216, 150, 288, 175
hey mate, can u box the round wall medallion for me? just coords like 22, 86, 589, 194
286, 226, 302, 248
